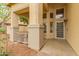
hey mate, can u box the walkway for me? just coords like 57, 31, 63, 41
41, 39, 77, 56
6, 41, 49, 56
6, 39, 77, 56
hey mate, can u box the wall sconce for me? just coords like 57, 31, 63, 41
64, 19, 68, 22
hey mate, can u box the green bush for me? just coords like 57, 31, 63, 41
19, 16, 28, 24
0, 52, 9, 56
0, 27, 6, 33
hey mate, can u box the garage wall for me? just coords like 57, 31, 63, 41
67, 4, 79, 55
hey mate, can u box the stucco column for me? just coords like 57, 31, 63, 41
10, 11, 19, 42
46, 12, 51, 39
28, 3, 44, 50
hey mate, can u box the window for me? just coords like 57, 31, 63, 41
43, 23, 46, 33
56, 8, 64, 19
43, 13, 47, 19
50, 22, 53, 33
50, 12, 53, 18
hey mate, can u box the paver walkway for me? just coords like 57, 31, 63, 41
6, 41, 49, 56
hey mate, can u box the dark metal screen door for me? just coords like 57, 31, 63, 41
55, 21, 65, 39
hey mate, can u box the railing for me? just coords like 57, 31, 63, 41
14, 31, 28, 44
11, 27, 28, 44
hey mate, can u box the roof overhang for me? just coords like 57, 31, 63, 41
7, 3, 49, 15
7, 3, 15, 7
43, 3, 49, 12
15, 7, 29, 15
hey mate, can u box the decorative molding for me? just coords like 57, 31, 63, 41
28, 25, 44, 29
5, 23, 27, 26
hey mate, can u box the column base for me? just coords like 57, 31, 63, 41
28, 25, 44, 51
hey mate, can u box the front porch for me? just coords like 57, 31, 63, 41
5, 3, 79, 55
8, 3, 67, 50
41, 39, 76, 56
6, 39, 76, 56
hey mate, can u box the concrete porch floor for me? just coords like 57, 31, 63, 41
6, 39, 77, 56
40, 39, 77, 56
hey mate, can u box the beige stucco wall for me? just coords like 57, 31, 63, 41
67, 4, 79, 55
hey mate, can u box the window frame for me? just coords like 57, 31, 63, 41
55, 8, 65, 20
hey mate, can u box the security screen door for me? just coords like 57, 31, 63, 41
55, 8, 65, 39
55, 21, 65, 39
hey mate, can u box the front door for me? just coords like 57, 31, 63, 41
55, 21, 65, 39
54, 8, 65, 39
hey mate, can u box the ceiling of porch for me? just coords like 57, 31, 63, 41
15, 3, 48, 15
8, 3, 67, 16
